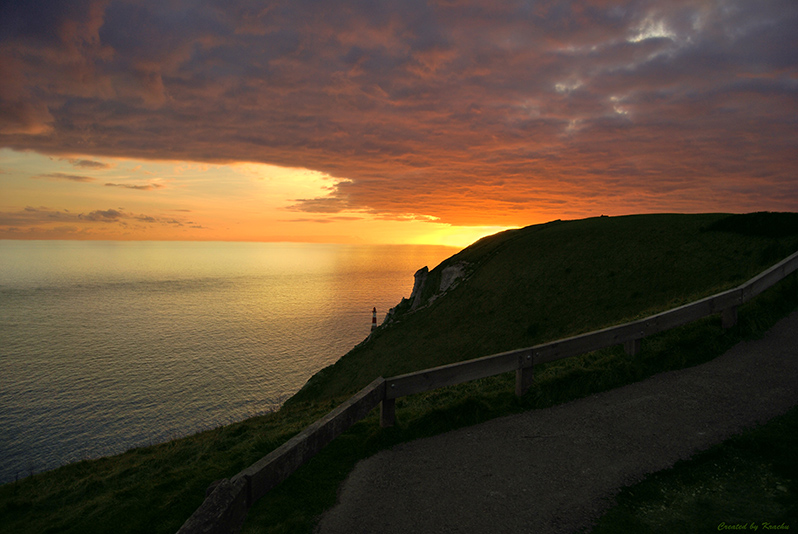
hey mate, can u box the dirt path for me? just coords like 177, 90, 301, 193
315, 311, 798, 534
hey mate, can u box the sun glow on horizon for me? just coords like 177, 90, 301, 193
406, 224, 519, 248
0, 149, 521, 247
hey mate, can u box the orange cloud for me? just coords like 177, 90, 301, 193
0, 0, 796, 230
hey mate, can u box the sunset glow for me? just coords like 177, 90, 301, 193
2, 1, 797, 244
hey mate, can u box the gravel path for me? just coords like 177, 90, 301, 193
316, 310, 798, 534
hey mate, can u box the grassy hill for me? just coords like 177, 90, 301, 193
1, 212, 797, 534
289, 212, 798, 404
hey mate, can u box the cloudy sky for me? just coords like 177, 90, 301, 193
1, 0, 796, 245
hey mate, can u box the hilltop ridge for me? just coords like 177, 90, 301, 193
289, 212, 798, 406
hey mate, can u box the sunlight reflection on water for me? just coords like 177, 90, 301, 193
0, 240, 456, 483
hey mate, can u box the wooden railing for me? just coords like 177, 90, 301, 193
177, 250, 798, 534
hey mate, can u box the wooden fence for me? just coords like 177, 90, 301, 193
177, 249, 798, 534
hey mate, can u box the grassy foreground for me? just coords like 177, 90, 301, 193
1, 213, 797, 533
588, 405, 798, 533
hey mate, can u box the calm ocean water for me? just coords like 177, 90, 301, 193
0, 240, 456, 484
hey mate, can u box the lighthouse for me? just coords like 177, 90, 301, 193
371, 307, 377, 331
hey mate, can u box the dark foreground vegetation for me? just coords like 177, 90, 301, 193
589, 405, 798, 533
1, 212, 797, 534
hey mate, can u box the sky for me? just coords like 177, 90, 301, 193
1, 0, 797, 246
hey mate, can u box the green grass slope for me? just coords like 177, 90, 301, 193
290, 213, 798, 405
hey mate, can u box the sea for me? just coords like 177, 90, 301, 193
0, 240, 457, 485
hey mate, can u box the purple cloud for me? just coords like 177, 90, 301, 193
80, 208, 124, 222
105, 182, 164, 190
34, 172, 95, 183
0, 205, 202, 240
68, 158, 111, 169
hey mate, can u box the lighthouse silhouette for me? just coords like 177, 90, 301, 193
371, 307, 377, 331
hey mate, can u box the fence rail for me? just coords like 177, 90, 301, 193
178, 249, 798, 534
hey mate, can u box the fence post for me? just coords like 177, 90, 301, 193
515, 350, 534, 396
380, 398, 396, 428
624, 338, 641, 356
722, 306, 738, 329
177, 477, 249, 534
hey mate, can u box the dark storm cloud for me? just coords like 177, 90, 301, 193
1, 0, 797, 224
